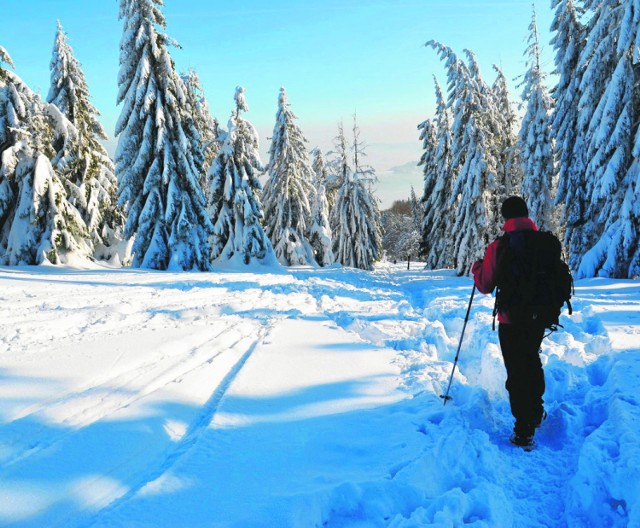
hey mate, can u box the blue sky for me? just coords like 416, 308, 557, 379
2, 0, 554, 208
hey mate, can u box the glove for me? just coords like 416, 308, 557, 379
471, 259, 484, 275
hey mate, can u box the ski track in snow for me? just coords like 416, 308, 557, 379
79, 321, 271, 528
0, 270, 275, 526
0, 321, 252, 469
0, 265, 638, 527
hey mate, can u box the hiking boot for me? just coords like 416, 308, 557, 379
510, 432, 535, 450
511, 422, 536, 450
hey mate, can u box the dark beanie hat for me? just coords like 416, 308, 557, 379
501, 196, 529, 219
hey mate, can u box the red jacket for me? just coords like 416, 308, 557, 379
471, 217, 539, 323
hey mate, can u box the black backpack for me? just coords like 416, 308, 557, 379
494, 230, 573, 331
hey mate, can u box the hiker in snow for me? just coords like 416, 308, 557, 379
471, 196, 572, 449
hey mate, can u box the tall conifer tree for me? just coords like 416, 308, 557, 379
574, 0, 640, 277
181, 68, 220, 178
309, 148, 334, 266
417, 116, 439, 261
464, 49, 506, 236
207, 87, 275, 265
420, 79, 454, 269
116, 0, 211, 270
519, 9, 556, 232
551, 0, 586, 257
263, 88, 316, 266
48, 21, 123, 258
326, 122, 351, 213
492, 66, 523, 197
559, 0, 619, 270
1, 49, 90, 265
428, 42, 500, 275
331, 118, 382, 271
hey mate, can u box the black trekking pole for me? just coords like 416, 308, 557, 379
440, 284, 476, 406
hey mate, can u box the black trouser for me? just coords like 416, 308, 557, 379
498, 322, 546, 435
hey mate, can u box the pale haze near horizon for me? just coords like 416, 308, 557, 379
1, 0, 554, 209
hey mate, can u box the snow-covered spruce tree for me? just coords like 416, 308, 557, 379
207, 87, 275, 265
492, 66, 523, 197
428, 42, 501, 275
47, 21, 124, 260
309, 148, 334, 266
558, 0, 621, 272
417, 116, 439, 259
420, 79, 454, 269
115, 0, 211, 270
262, 88, 316, 266
518, 9, 557, 232
0, 49, 90, 265
551, 0, 587, 264
408, 187, 424, 260
331, 118, 382, 271
464, 49, 509, 233
325, 122, 350, 212
311, 147, 329, 186
573, 0, 640, 278
181, 68, 220, 178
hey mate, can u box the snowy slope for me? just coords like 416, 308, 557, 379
0, 264, 638, 527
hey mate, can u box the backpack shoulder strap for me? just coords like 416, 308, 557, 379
492, 233, 511, 331
495, 233, 511, 276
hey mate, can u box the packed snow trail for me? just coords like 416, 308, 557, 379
0, 264, 638, 527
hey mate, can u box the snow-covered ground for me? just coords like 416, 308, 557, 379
0, 263, 638, 527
